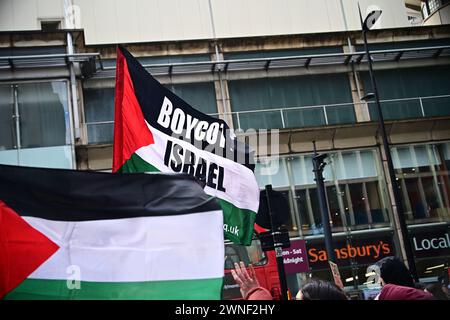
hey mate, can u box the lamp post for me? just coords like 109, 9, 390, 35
358, 5, 418, 281
312, 151, 335, 265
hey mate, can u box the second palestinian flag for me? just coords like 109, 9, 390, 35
113, 45, 259, 245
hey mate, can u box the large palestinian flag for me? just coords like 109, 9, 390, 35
0, 164, 224, 300
113, 45, 259, 245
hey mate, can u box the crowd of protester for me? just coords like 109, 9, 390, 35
231, 256, 449, 300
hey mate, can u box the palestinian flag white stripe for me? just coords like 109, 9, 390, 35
24, 211, 224, 282
135, 122, 260, 213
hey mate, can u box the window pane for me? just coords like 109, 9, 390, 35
326, 185, 345, 231
17, 82, 69, 148
229, 74, 354, 129
169, 83, 217, 115
84, 88, 115, 144
363, 66, 450, 121
369, 100, 422, 121
0, 85, 14, 151
366, 181, 388, 223
284, 107, 325, 128
290, 149, 390, 234
348, 183, 369, 225
255, 158, 289, 188
326, 104, 356, 125
422, 95, 450, 117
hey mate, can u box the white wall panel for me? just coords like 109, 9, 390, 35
0, 0, 413, 44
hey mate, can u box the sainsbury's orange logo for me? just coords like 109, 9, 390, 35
308, 240, 392, 263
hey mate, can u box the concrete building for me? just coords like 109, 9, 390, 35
1, 0, 449, 297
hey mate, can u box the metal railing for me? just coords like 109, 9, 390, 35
84, 94, 450, 144
0, 53, 101, 70
228, 94, 450, 130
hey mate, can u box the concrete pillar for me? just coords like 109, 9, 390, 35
211, 50, 234, 129
343, 43, 371, 123
348, 69, 371, 123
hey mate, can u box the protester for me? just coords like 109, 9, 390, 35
374, 256, 415, 288
425, 282, 449, 300
372, 256, 436, 300
295, 279, 348, 300
376, 283, 434, 300
231, 262, 272, 300
231, 261, 348, 300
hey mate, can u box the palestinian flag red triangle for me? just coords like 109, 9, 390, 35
0, 201, 59, 299
113, 47, 155, 172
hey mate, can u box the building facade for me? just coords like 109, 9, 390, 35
1, 0, 449, 296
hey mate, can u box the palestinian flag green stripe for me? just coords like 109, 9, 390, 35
5, 278, 223, 300
117, 152, 159, 173
218, 199, 256, 245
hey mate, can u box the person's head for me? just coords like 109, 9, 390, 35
375, 256, 414, 288
296, 279, 348, 300
425, 283, 449, 300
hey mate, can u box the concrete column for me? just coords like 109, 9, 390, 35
348, 69, 371, 123
343, 44, 371, 123
211, 50, 234, 129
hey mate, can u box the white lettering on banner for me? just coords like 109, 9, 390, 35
157, 96, 226, 147
413, 233, 450, 251
157, 97, 173, 128
283, 257, 305, 264
282, 249, 303, 256
171, 108, 185, 134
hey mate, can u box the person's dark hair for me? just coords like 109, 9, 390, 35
375, 256, 415, 288
426, 283, 449, 300
300, 279, 348, 300
414, 282, 426, 290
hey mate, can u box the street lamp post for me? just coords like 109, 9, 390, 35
358, 5, 418, 281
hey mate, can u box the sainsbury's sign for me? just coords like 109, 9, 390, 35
306, 236, 394, 270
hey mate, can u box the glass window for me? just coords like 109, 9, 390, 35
0, 85, 14, 151
17, 82, 69, 148
0, 81, 73, 169
167, 82, 218, 115
84, 88, 115, 144
428, 0, 442, 14
255, 158, 290, 188
229, 74, 354, 130
259, 149, 390, 236
326, 185, 346, 230
224, 239, 267, 270
393, 143, 450, 224
362, 66, 450, 121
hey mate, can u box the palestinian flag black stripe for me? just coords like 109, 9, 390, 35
0, 164, 219, 221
